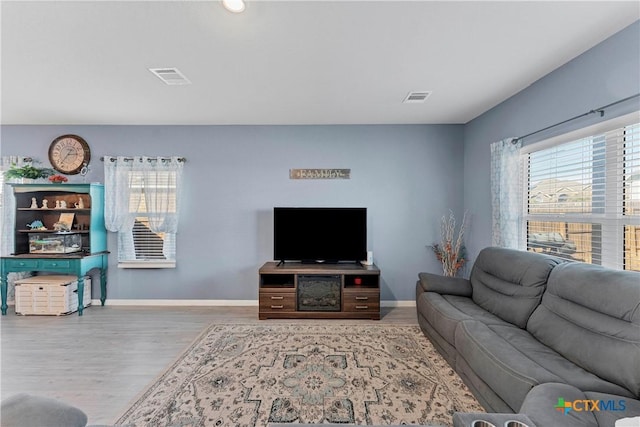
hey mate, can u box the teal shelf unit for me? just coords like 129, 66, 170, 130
1, 183, 109, 316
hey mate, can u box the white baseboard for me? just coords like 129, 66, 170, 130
381, 300, 416, 308
92, 299, 416, 308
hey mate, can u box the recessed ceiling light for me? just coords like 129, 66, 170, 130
222, 0, 245, 13
403, 91, 432, 104
149, 68, 191, 86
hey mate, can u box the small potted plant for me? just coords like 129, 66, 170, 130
3, 162, 55, 183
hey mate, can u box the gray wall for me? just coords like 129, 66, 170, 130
1, 124, 464, 301
463, 20, 640, 262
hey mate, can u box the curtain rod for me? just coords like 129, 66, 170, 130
512, 93, 640, 144
100, 156, 186, 162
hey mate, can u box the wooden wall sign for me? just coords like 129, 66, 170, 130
289, 169, 351, 179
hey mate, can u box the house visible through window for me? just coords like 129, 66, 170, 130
522, 115, 640, 271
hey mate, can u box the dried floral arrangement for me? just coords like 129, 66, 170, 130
431, 210, 468, 277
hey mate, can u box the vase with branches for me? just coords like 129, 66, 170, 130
430, 210, 468, 277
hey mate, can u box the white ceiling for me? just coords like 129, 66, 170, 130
1, 1, 639, 126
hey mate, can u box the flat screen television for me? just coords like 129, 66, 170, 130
274, 207, 367, 263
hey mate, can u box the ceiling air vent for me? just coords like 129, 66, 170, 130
403, 91, 432, 104
149, 68, 191, 85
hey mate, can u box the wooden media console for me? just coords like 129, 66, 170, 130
258, 262, 380, 320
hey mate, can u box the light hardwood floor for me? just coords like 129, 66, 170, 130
0, 305, 418, 425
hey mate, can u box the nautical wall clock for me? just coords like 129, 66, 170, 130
48, 134, 91, 175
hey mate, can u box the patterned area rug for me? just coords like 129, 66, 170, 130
116, 324, 483, 426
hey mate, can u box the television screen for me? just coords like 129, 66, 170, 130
274, 207, 367, 263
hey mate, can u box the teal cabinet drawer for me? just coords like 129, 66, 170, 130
6, 259, 39, 269
41, 260, 72, 269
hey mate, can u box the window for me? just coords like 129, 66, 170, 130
522, 114, 640, 271
117, 168, 179, 268
104, 156, 183, 269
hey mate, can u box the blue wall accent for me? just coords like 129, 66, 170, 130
463, 20, 640, 262
1, 124, 464, 301
2, 21, 638, 301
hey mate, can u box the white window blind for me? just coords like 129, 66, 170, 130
115, 167, 179, 268
132, 218, 167, 260
523, 116, 640, 271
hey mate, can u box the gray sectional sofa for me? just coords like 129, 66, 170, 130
416, 246, 640, 427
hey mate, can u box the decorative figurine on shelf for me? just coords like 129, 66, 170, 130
55, 200, 60, 209
76, 196, 84, 209
26, 220, 47, 231
60, 200, 67, 209
53, 221, 71, 232
30, 197, 38, 209
41, 199, 49, 209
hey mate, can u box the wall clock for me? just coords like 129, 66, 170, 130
48, 134, 91, 175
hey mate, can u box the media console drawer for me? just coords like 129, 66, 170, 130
343, 289, 380, 313
259, 291, 295, 312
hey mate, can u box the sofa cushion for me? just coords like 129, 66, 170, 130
527, 262, 640, 398
491, 324, 632, 398
455, 320, 632, 412
417, 293, 511, 348
417, 292, 468, 350
455, 320, 562, 411
470, 247, 562, 328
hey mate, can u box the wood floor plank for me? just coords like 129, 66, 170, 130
1, 305, 417, 425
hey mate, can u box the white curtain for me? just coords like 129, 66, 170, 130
104, 156, 138, 260
104, 156, 183, 260
490, 138, 523, 249
140, 156, 183, 258
1, 156, 15, 257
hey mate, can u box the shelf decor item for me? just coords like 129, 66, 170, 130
26, 220, 46, 231
431, 210, 468, 277
3, 162, 55, 182
48, 174, 68, 183
48, 134, 91, 175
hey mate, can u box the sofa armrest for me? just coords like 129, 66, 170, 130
0, 393, 88, 427
418, 272, 472, 297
